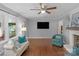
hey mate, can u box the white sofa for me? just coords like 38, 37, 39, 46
4, 40, 29, 56
16, 41, 29, 56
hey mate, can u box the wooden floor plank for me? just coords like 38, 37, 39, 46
22, 39, 65, 56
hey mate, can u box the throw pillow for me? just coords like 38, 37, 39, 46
18, 36, 26, 43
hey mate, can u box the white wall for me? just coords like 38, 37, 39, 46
28, 17, 58, 38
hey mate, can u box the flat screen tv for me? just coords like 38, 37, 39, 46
37, 22, 49, 29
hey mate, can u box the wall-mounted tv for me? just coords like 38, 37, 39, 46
37, 22, 49, 29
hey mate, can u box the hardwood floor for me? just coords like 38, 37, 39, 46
22, 38, 66, 56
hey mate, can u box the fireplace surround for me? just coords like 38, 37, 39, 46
64, 27, 79, 53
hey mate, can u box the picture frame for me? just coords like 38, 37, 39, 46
71, 13, 79, 27
8, 23, 16, 38
70, 8, 79, 27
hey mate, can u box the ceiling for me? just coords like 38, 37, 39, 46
2, 3, 79, 20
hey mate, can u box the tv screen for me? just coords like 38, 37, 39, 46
37, 22, 49, 29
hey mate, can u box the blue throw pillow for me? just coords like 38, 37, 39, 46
18, 36, 26, 43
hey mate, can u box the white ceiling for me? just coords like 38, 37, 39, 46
2, 3, 79, 19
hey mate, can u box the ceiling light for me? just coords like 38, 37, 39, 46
41, 10, 45, 13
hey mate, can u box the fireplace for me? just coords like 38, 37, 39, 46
64, 27, 79, 53
74, 35, 79, 47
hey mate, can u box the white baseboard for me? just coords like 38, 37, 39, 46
28, 37, 51, 39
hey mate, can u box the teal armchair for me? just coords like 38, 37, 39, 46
52, 34, 63, 47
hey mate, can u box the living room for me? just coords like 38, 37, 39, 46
0, 3, 79, 56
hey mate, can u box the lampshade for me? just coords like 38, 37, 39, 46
21, 27, 27, 31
